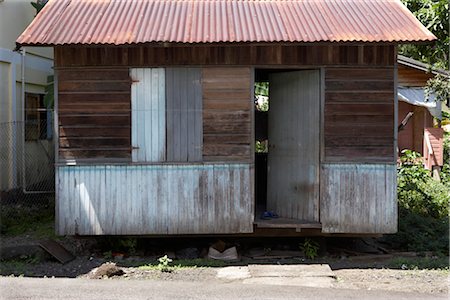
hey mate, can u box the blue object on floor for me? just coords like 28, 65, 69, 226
260, 211, 279, 220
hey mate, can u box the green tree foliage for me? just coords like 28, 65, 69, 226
30, 0, 48, 16
400, 0, 449, 69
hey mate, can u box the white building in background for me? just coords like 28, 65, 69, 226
0, 0, 53, 193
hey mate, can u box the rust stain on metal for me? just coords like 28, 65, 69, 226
17, 0, 436, 46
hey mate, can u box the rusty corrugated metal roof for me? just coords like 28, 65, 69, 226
16, 0, 436, 46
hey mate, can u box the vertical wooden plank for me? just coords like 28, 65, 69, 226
131, 68, 166, 162
207, 165, 215, 232
179, 69, 188, 161
393, 52, 399, 163
187, 70, 195, 161
166, 68, 202, 162
193, 69, 203, 161
99, 165, 106, 235
166, 69, 174, 161
143, 165, 151, 232
320, 163, 397, 233
58, 164, 254, 235
157, 68, 166, 161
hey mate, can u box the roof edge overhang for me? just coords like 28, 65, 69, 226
16, 39, 436, 49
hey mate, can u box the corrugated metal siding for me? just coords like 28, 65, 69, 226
267, 70, 320, 221
131, 68, 166, 162
57, 164, 254, 235
17, 0, 436, 46
320, 163, 397, 234
166, 68, 203, 162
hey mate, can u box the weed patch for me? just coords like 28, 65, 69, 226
384, 149, 450, 255
388, 256, 449, 271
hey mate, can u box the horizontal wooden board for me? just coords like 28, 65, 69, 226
59, 149, 130, 159
59, 105, 130, 114
203, 144, 251, 157
58, 69, 130, 81
203, 110, 251, 122
59, 81, 131, 93
59, 115, 130, 126
58, 93, 130, 103
324, 147, 394, 162
203, 134, 250, 145
325, 68, 393, 80
325, 80, 394, 92
325, 103, 393, 115
55, 45, 395, 67
202, 68, 253, 77
325, 124, 393, 137
203, 121, 251, 134
325, 114, 393, 124
59, 126, 130, 138
398, 65, 433, 87
203, 99, 252, 110
325, 92, 394, 103
325, 136, 393, 147
59, 137, 130, 148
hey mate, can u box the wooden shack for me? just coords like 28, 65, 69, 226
16, 0, 436, 235
397, 55, 446, 170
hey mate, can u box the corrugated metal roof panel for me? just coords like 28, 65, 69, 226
17, 0, 436, 46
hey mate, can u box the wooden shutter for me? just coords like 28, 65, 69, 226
166, 68, 202, 162
131, 68, 166, 162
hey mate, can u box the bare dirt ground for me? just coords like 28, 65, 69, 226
1, 225, 448, 296
333, 269, 448, 295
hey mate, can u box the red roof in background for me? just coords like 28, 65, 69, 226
16, 0, 436, 46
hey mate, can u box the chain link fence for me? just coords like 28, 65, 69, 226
0, 113, 55, 224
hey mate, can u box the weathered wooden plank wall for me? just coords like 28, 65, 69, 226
398, 65, 433, 87
324, 67, 395, 163
166, 68, 202, 162
55, 45, 395, 67
130, 68, 166, 162
57, 164, 254, 235
202, 67, 252, 162
398, 102, 434, 154
423, 128, 444, 169
57, 68, 131, 160
320, 163, 397, 233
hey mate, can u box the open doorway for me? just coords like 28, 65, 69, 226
254, 69, 321, 225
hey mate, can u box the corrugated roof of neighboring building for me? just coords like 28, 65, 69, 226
16, 0, 436, 47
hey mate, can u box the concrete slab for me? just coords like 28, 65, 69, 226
243, 276, 335, 288
217, 264, 336, 288
248, 264, 335, 278
216, 266, 251, 280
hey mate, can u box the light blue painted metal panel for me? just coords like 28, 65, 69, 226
131, 68, 166, 162
57, 164, 254, 235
